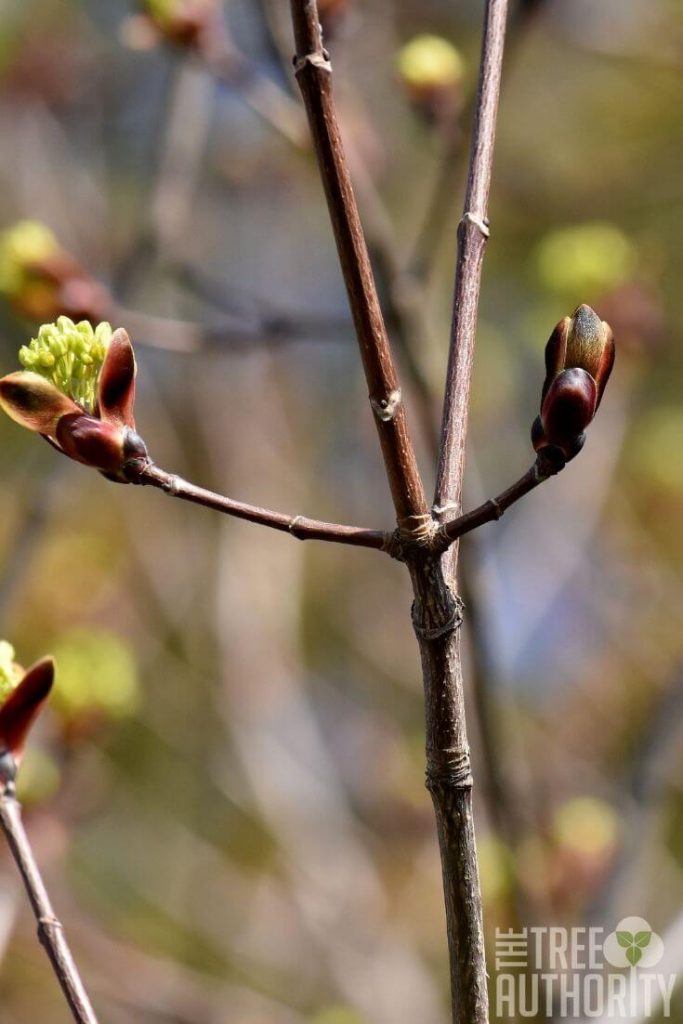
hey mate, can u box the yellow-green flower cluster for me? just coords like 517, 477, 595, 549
0, 220, 58, 296
19, 317, 113, 413
0, 641, 22, 702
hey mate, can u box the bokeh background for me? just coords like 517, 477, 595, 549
0, 0, 682, 1021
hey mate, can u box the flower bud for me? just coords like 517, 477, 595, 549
55, 413, 129, 473
533, 305, 615, 463
544, 304, 614, 406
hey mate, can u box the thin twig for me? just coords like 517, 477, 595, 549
435, 0, 510, 576
289, 2, 429, 535
132, 463, 391, 552
408, 0, 545, 282
434, 458, 560, 551
415, 2, 510, 1022
0, 791, 99, 1024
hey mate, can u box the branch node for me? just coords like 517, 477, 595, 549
38, 915, 63, 938
399, 511, 436, 544
411, 593, 464, 641
461, 210, 490, 238
293, 52, 332, 76
288, 515, 306, 539
488, 498, 503, 520
432, 499, 460, 518
425, 747, 473, 792
381, 530, 407, 561
370, 388, 402, 422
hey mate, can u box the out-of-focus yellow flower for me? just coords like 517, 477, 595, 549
478, 834, 514, 904
535, 222, 636, 301
0, 219, 111, 323
396, 35, 465, 91
552, 796, 620, 856
396, 35, 465, 124
0, 220, 59, 296
630, 406, 683, 493
15, 747, 61, 806
51, 629, 140, 721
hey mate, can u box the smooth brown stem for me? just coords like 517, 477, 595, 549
435, 0, 510, 575
289, 2, 429, 535
0, 794, 99, 1024
134, 463, 391, 553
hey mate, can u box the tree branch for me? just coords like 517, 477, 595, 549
132, 463, 391, 553
0, 789, 99, 1024
289, 2, 429, 536
434, 0, 510, 576
433, 457, 560, 552
412, 3, 509, 1022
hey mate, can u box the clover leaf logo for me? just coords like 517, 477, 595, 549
604, 917, 664, 970
616, 928, 651, 967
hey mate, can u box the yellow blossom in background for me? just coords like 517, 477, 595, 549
51, 629, 140, 721
396, 34, 465, 92
535, 222, 636, 301
16, 747, 61, 806
0, 220, 58, 296
552, 796, 620, 856
477, 834, 514, 904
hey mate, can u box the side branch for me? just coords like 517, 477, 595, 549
433, 455, 560, 551
289, 1, 429, 535
132, 463, 391, 553
0, 790, 99, 1024
434, 0, 510, 573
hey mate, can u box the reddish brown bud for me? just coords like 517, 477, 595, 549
56, 413, 127, 473
0, 658, 54, 765
0, 372, 80, 435
534, 305, 615, 463
96, 329, 137, 428
533, 369, 597, 462
543, 305, 614, 405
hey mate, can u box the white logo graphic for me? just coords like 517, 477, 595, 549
603, 917, 664, 970
495, 920, 676, 1018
